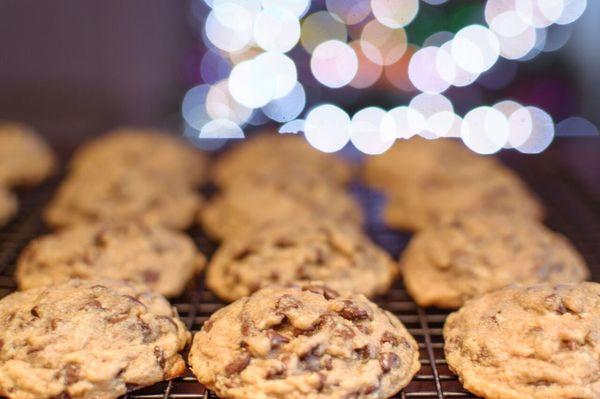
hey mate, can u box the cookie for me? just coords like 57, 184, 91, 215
383, 168, 544, 231
16, 222, 205, 297
200, 179, 363, 240
0, 122, 56, 187
363, 138, 544, 231
0, 186, 17, 228
213, 132, 353, 188
45, 169, 201, 230
207, 220, 395, 302
444, 283, 600, 399
189, 283, 420, 399
69, 128, 207, 187
401, 212, 589, 308
0, 279, 190, 399
363, 137, 499, 192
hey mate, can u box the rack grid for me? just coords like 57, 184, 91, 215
1, 141, 599, 399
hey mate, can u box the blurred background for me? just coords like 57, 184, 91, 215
0, 0, 598, 162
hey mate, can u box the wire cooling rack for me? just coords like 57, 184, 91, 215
1, 140, 599, 399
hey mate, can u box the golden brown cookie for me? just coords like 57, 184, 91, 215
0, 279, 190, 399
401, 212, 589, 308
200, 179, 362, 241
444, 283, 600, 399
207, 220, 395, 301
189, 282, 420, 399
213, 132, 353, 188
363, 138, 544, 231
0, 122, 56, 187
45, 169, 202, 230
16, 222, 205, 297
70, 127, 207, 187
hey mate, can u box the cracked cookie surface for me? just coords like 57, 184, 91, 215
189, 283, 420, 399
16, 222, 205, 297
200, 180, 362, 240
0, 279, 190, 399
0, 122, 56, 187
401, 212, 589, 308
444, 283, 600, 399
207, 221, 395, 301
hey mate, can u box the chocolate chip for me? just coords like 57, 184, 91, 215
302, 285, 340, 300
203, 319, 214, 332
138, 319, 154, 343
0, 339, 4, 350
63, 363, 80, 385
276, 294, 301, 311
266, 364, 287, 379
274, 238, 294, 249
122, 295, 146, 309
142, 270, 160, 283
234, 249, 254, 261
92, 232, 109, 248
380, 331, 399, 346
266, 330, 289, 348
357, 325, 372, 335
107, 313, 129, 324
379, 352, 400, 373
30, 306, 40, 318
316, 372, 327, 392
225, 353, 251, 374
339, 301, 370, 321
561, 339, 578, 351
51, 393, 72, 399
241, 318, 254, 336
154, 347, 166, 369
354, 345, 375, 360
323, 357, 333, 370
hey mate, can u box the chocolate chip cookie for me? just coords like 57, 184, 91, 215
213, 132, 353, 188
0, 186, 17, 228
0, 122, 56, 187
363, 137, 543, 231
16, 222, 205, 297
200, 179, 362, 240
0, 279, 190, 399
189, 283, 420, 399
45, 169, 202, 230
207, 221, 395, 302
401, 212, 589, 308
383, 169, 543, 231
444, 283, 600, 399
69, 128, 207, 187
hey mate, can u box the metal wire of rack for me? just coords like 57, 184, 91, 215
1, 142, 599, 399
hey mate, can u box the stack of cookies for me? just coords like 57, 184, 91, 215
0, 122, 56, 227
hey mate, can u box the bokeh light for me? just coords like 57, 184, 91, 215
206, 80, 252, 124
326, 0, 371, 25
349, 41, 383, 89
461, 106, 509, 154
301, 11, 348, 53
254, 7, 301, 53
205, 10, 252, 52
262, 82, 306, 122
383, 106, 425, 139
408, 46, 454, 93
371, 0, 419, 29
311, 40, 359, 88
350, 107, 395, 154
451, 25, 500, 74
305, 104, 351, 152
360, 20, 408, 65
200, 118, 245, 139
261, 0, 310, 18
